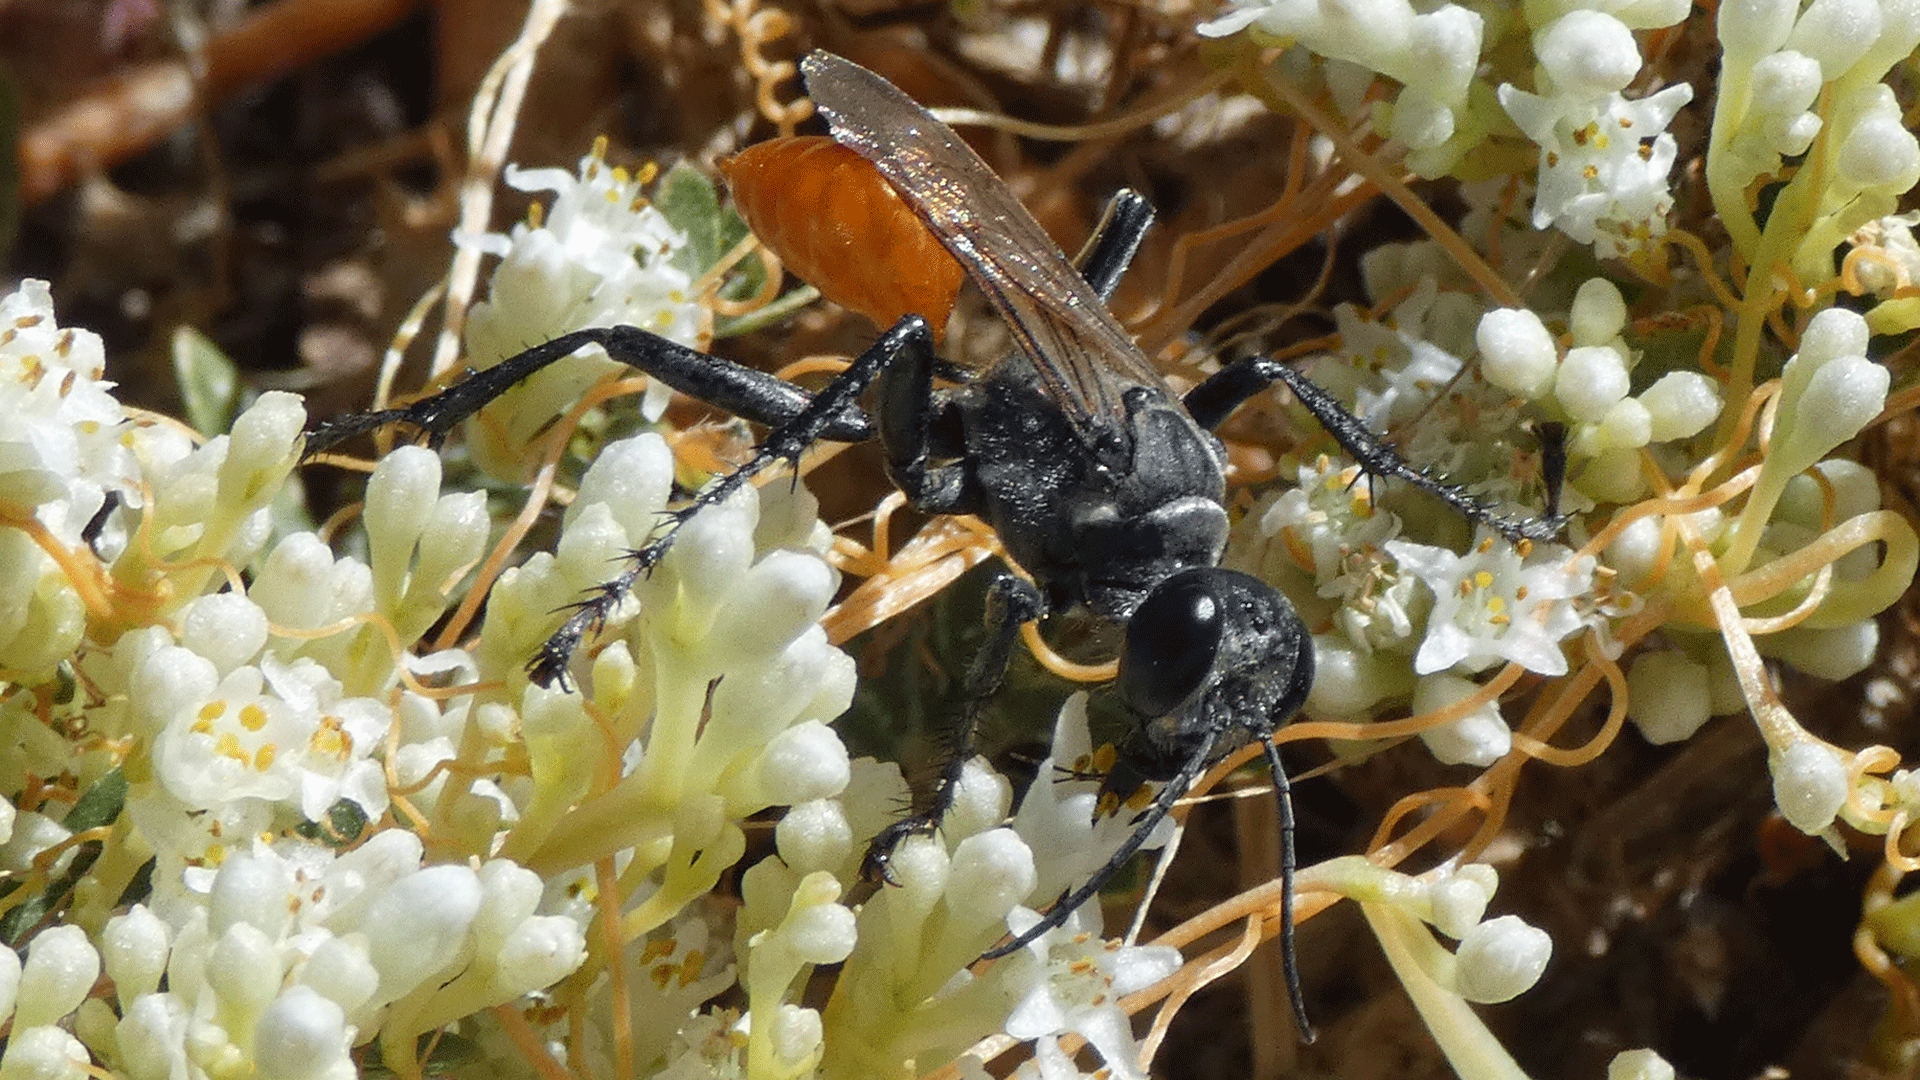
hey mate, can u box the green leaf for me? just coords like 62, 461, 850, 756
64, 769, 127, 832
653, 162, 764, 301
172, 326, 240, 436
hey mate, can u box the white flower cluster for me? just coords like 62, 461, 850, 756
1319, 857, 1551, 1005
1197, 0, 1486, 175
0, 255, 1202, 1080
1715, 0, 1920, 275
1477, 277, 1722, 505
730, 697, 1179, 1080
1234, 280, 1624, 767
1196, 0, 1694, 252
459, 141, 707, 479
1496, 9, 1694, 257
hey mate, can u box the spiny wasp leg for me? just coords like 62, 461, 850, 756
861, 573, 1045, 884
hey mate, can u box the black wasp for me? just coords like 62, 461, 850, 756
308, 50, 1562, 1043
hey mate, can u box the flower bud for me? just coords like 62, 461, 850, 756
1717, 0, 1797, 60
1453, 915, 1552, 1003
114, 993, 189, 1080
568, 433, 672, 536
945, 829, 1037, 927
15, 928, 98, 1031
207, 923, 282, 1025
361, 865, 482, 1005
1763, 621, 1879, 681
943, 758, 1013, 843
209, 850, 294, 939
103, 906, 171, 1008
0, 1025, 89, 1080
1639, 371, 1722, 441
1429, 864, 1498, 938
1627, 651, 1712, 744
1838, 114, 1920, 191
1750, 50, 1823, 119
364, 445, 441, 605
1783, 0, 1881, 78
1556, 346, 1631, 422
1477, 308, 1559, 400
491, 916, 588, 993
710, 551, 835, 659
768, 1005, 824, 1073
1593, 398, 1654, 451
1405, 7, 1481, 103
412, 492, 488, 598
0, 945, 19, 1023
1413, 674, 1511, 766
253, 986, 350, 1080
220, 392, 306, 509
178, 593, 270, 674
1570, 279, 1628, 347
1772, 741, 1848, 833
777, 800, 852, 874
1609, 1049, 1677, 1080
1538, 11, 1641, 95
752, 721, 851, 806
1775, 357, 1889, 479
298, 936, 380, 1022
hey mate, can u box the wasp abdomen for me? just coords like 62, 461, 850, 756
721, 136, 965, 342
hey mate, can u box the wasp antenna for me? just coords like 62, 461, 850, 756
1260, 736, 1315, 1044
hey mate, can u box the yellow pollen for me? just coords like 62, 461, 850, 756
198, 702, 225, 722
1473, 570, 1495, 590
215, 733, 247, 762
1515, 584, 1529, 600
1486, 596, 1507, 615
1583, 164, 1599, 180
680, 949, 705, 986
1092, 744, 1118, 773
641, 938, 676, 962
650, 964, 675, 990
1490, 613, 1511, 626
239, 703, 269, 731
254, 745, 276, 771
1477, 536, 1495, 553
527, 202, 545, 229
637, 161, 659, 185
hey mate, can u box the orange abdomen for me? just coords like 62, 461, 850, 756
720, 136, 964, 342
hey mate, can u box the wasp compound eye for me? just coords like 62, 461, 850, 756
1119, 568, 1226, 719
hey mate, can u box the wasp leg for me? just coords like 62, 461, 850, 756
1072, 189, 1155, 301
1182, 356, 1567, 544
862, 572, 1045, 882
526, 316, 932, 687
303, 325, 875, 457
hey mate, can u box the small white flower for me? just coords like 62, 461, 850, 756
1498, 50, 1694, 257
1388, 535, 1595, 676
1001, 908, 1181, 1080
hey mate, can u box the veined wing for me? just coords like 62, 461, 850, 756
802, 51, 1168, 444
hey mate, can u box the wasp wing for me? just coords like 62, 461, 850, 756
802, 51, 1168, 442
